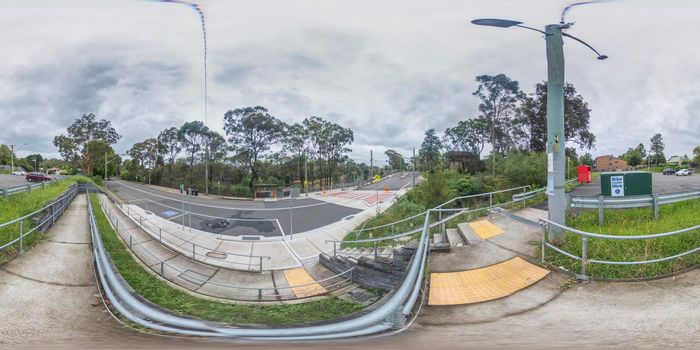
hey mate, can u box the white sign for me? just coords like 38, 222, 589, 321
547, 152, 554, 173
546, 174, 554, 196
610, 175, 625, 197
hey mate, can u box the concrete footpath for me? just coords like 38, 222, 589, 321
0, 194, 128, 346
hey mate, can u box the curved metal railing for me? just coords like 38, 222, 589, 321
0, 184, 77, 254
540, 217, 700, 279
97, 191, 271, 272
89, 190, 432, 339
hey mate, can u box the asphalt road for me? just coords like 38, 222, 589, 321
0, 173, 62, 189
570, 172, 700, 197
108, 180, 361, 238
357, 171, 419, 191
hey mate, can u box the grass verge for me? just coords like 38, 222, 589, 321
546, 197, 700, 279
88, 194, 364, 325
0, 176, 91, 261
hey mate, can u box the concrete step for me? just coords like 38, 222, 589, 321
445, 228, 465, 247
457, 222, 482, 245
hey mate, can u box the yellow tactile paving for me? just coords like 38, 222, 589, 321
428, 257, 550, 306
468, 219, 505, 239
283, 268, 328, 298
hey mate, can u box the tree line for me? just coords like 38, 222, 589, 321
417, 73, 596, 177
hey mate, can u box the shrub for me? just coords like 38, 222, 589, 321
230, 184, 253, 198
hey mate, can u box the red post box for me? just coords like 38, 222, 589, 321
577, 165, 592, 183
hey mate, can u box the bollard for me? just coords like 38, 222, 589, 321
580, 236, 588, 279
333, 242, 337, 257
652, 194, 660, 220
259, 256, 263, 272
192, 243, 196, 259
129, 235, 132, 248
160, 262, 164, 276
19, 221, 24, 254
597, 195, 604, 226
258, 289, 263, 301
541, 224, 546, 264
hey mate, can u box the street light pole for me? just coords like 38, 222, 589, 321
545, 24, 566, 242
471, 14, 607, 243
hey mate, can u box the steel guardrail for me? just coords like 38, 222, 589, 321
89, 190, 431, 339
97, 190, 272, 272
0, 178, 60, 198
0, 184, 77, 254
539, 217, 700, 279
570, 189, 700, 224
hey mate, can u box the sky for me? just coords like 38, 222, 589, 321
0, 0, 698, 164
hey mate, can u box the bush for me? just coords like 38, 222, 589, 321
230, 184, 253, 198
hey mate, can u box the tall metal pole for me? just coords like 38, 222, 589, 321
104, 152, 108, 180
412, 148, 416, 187
545, 24, 566, 242
304, 157, 308, 197
9, 145, 14, 173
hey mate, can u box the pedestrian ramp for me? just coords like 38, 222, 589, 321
283, 268, 328, 298
428, 257, 550, 306
468, 219, 505, 240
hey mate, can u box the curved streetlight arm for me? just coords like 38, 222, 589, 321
515, 24, 548, 35
562, 32, 608, 60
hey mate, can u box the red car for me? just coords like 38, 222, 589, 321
26, 172, 52, 182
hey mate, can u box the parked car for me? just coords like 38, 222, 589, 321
26, 172, 52, 182
675, 169, 690, 176
11, 171, 25, 176
662, 168, 676, 175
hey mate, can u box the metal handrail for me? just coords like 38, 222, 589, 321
349, 185, 531, 235
97, 192, 271, 271
0, 178, 60, 198
0, 185, 78, 253
539, 217, 700, 278
89, 189, 432, 339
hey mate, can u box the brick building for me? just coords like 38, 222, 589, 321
595, 155, 628, 172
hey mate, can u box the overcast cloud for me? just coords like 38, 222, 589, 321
0, 0, 698, 163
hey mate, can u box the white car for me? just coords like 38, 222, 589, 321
675, 169, 690, 176
11, 171, 25, 176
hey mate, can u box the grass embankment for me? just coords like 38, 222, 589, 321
546, 198, 700, 279
0, 176, 90, 261
88, 194, 364, 325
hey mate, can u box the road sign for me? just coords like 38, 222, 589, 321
610, 175, 625, 197
374, 175, 381, 183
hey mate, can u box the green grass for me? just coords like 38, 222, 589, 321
546, 198, 700, 279
0, 176, 90, 261
88, 194, 364, 325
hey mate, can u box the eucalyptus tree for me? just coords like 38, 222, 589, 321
516, 82, 596, 152
223, 106, 286, 189
302, 116, 353, 189
178, 121, 209, 185
385, 149, 406, 171
157, 127, 181, 169
53, 113, 121, 175
443, 117, 489, 157
650, 133, 665, 165
418, 128, 443, 172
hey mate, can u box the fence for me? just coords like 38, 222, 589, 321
88, 189, 431, 339
343, 184, 534, 245
570, 189, 700, 225
97, 191, 272, 272
0, 179, 59, 198
0, 184, 78, 255
539, 217, 700, 280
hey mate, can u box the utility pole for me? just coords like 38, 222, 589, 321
545, 24, 566, 242
370, 150, 373, 180
412, 147, 416, 187
304, 157, 308, 197
105, 151, 108, 180
9, 145, 15, 173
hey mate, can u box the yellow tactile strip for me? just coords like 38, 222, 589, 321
283, 268, 328, 298
428, 257, 550, 306
468, 219, 505, 239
